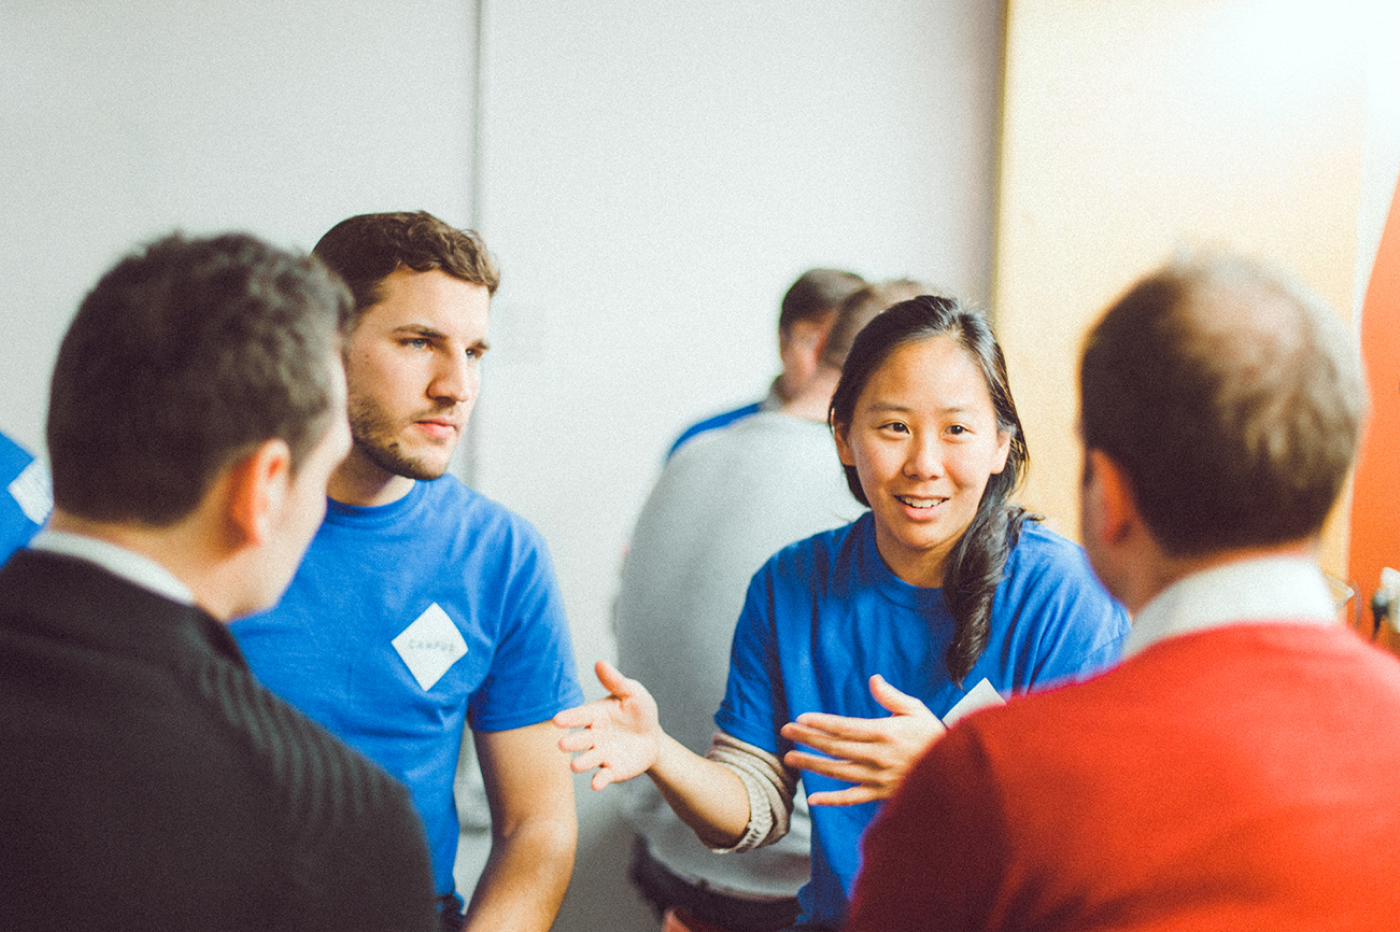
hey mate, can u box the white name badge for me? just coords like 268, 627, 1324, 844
392, 602, 468, 691
942, 677, 1005, 727
9, 460, 52, 526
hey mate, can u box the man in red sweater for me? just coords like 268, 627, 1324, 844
846, 254, 1400, 931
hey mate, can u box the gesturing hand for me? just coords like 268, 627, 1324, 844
779, 674, 947, 806
554, 660, 662, 791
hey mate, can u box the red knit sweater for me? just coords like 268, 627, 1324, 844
848, 623, 1400, 932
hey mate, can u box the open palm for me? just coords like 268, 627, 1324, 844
554, 660, 662, 790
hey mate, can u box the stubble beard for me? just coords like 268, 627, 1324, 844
347, 392, 455, 482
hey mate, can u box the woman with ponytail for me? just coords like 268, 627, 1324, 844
557, 295, 1128, 932
827, 293, 1037, 688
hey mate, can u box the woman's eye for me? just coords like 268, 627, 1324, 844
947, 424, 968, 436
880, 422, 909, 434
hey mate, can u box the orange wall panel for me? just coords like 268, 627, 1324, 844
1349, 177, 1400, 646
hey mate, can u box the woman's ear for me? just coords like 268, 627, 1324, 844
833, 421, 856, 467
990, 428, 1013, 476
224, 439, 293, 547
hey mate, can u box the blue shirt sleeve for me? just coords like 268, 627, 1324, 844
466, 521, 584, 731
983, 523, 1130, 694
713, 560, 798, 757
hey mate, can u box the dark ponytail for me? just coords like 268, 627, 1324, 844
939, 485, 1030, 685
829, 295, 1032, 686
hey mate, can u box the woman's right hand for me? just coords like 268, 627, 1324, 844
554, 660, 662, 790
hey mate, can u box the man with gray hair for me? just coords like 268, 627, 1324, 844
847, 255, 1400, 931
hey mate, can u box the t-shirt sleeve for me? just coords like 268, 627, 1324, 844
713, 565, 788, 757
466, 523, 584, 731
846, 723, 1008, 932
1001, 531, 1131, 691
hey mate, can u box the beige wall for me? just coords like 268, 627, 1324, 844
995, 0, 1369, 574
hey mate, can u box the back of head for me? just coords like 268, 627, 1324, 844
48, 232, 351, 526
312, 211, 499, 328
1080, 254, 1366, 556
821, 279, 940, 370
778, 268, 867, 334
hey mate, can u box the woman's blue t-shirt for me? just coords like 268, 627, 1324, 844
715, 512, 1129, 928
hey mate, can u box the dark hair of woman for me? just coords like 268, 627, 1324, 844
828, 294, 1032, 685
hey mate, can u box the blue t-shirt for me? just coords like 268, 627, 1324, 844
0, 432, 50, 563
715, 513, 1129, 928
232, 477, 584, 897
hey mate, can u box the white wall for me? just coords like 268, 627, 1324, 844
471, 4, 1002, 928
474, 0, 1001, 695
0, 0, 478, 450
0, 3, 1003, 929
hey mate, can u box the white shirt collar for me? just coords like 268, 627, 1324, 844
1124, 556, 1338, 658
29, 530, 196, 606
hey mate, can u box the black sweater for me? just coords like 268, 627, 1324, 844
0, 550, 435, 931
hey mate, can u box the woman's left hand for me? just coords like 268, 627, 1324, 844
779, 674, 948, 806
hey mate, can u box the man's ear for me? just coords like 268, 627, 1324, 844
779, 317, 834, 397
789, 317, 830, 363
1082, 448, 1137, 548
224, 439, 293, 548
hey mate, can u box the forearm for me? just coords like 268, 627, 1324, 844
463, 813, 576, 932
555, 662, 788, 848
649, 732, 753, 847
470, 720, 579, 932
